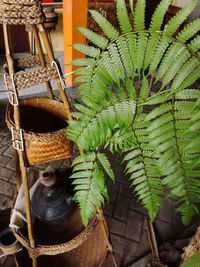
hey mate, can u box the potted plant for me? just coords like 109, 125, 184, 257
66, 0, 200, 227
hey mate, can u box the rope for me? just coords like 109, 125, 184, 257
0, 0, 45, 25
5, 65, 59, 91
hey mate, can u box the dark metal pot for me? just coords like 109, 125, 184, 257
31, 167, 76, 225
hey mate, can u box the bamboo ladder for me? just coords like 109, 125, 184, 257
0, 0, 117, 267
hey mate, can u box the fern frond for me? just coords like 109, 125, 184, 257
171, 66, 200, 94
136, 33, 148, 76
134, 0, 146, 31
146, 103, 172, 121
97, 152, 115, 182
71, 152, 96, 166
125, 77, 136, 99
176, 202, 199, 225
156, 42, 184, 82
188, 35, 200, 52
70, 58, 95, 66
161, 49, 191, 88
165, 0, 199, 37
116, 0, 132, 33
116, 37, 135, 77
137, 75, 149, 115
148, 36, 172, 75
176, 18, 200, 43
72, 161, 107, 226
127, 33, 137, 71
129, 0, 134, 15
143, 33, 161, 71
144, 92, 170, 105
89, 9, 119, 40
149, 0, 172, 31
108, 43, 126, 82
72, 43, 100, 58
78, 27, 108, 49
170, 57, 200, 93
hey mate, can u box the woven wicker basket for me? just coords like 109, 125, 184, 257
5, 97, 73, 166
14, 208, 108, 267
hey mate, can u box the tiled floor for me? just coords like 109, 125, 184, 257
0, 53, 199, 267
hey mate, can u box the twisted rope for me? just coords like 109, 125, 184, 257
16, 55, 49, 69
0, 0, 45, 25
5, 65, 58, 91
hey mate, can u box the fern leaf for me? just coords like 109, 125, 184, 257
116, 0, 132, 33
170, 57, 200, 93
125, 77, 137, 99
73, 66, 92, 76
149, 0, 172, 31
72, 152, 96, 167
137, 75, 149, 115
129, 0, 134, 15
136, 33, 148, 76
71, 58, 95, 67
148, 36, 172, 75
165, 0, 199, 36
156, 42, 184, 82
176, 202, 199, 225
146, 103, 172, 121
162, 49, 191, 88
176, 18, 200, 43
143, 33, 161, 71
176, 89, 200, 100
188, 35, 200, 52
134, 0, 146, 31
123, 149, 141, 162
171, 66, 200, 94
100, 51, 120, 84
144, 92, 169, 105
108, 43, 126, 82
127, 33, 137, 71
78, 27, 108, 49
148, 113, 173, 132
97, 152, 115, 182
89, 9, 119, 40
72, 43, 100, 58
116, 37, 135, 77
73, 162, 94, 172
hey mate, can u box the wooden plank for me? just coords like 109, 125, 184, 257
63, 0, 88, 86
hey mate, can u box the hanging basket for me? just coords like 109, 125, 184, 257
14, 208, 108, 267
5, 97, 73, 166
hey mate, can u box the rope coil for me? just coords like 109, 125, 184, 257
0, 0, 45, 25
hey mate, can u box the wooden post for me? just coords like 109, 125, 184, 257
31, 25, 54, 99
3, 24, 37, 267
63, 0, 88, 86
37, 24, 73, 120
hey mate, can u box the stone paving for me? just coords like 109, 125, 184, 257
0, 55, 199, 267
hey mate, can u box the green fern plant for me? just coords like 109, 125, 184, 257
66, 0, 200, 227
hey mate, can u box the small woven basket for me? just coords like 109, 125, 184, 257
14, 209, 108, 267
5, 97, 73, 166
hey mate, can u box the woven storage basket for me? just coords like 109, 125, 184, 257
5, 97, 73, 166
14, 208, 108, 267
